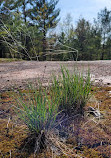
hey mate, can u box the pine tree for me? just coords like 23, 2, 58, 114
1, 0, 32, 23
97, 7, 111, 60
0, 0, 14, 22
75, 18, 92, 60
29, 0, 60, 60
0, 0, 14, 58
11, 0, 33, 23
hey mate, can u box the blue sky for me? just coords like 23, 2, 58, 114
57, 0, 111, 23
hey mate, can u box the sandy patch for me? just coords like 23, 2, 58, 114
0, 60, 111, 91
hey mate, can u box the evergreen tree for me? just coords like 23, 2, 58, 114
75, 18, 91, 60
11, 0, 33, 23
106, 37, 111, 59
0, 0, 14, 22
29, 0, 60, 60
97, 7, 111, 59
0, 0, 14, 58
0, 0, 33, 23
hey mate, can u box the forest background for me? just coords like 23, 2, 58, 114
0, 0, 111, 61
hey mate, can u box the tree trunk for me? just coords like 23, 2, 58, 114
23, 0, 26, 23
101, 43, 105, 60
42, 0, 46, 61
42, 29, 46, 61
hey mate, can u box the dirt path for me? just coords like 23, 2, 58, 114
0, 60, 111, 91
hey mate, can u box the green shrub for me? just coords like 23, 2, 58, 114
52, 66, 91, 114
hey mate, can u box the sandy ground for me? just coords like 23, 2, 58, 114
0, 60, 111, 91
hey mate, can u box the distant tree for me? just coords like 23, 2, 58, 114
0, 0, 14, 58
0, 0, 32, 23
60, 13, 73, 39
106, 37, 111, 59
11, 0, 33, 23
0, 0, 14, 23
75, 18, 92, 60
97, 7, 111, 59
86, 25, 102, 60
29, 0, 60, 60
57, 14, 77, 60
0, 0, 45, 60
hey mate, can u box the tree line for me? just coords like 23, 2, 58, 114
0, 0, 111, 60
56, 8, 111, 61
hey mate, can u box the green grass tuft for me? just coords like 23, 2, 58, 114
12, 66, 92, 154
14, 83, 60, 134
52, 66, 91, 114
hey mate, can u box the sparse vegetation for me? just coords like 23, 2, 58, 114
12, 82, 61, 154
0, 58, 23, 62
0, 70, 111, 157
8, 66, 91, 155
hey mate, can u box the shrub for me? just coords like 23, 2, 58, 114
52, 66, 91, 114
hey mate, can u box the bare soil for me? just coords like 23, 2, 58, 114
0, 60, 111, 91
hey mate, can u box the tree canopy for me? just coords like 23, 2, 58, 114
0, 2, 111, 60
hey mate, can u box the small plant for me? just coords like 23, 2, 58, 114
13, 66, 91, 155
52, 66, 91, 115
13, 83, 60, 153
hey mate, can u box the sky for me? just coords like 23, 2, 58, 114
57, 0, 111, 23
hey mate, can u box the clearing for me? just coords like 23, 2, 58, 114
0, 60, 111, 91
